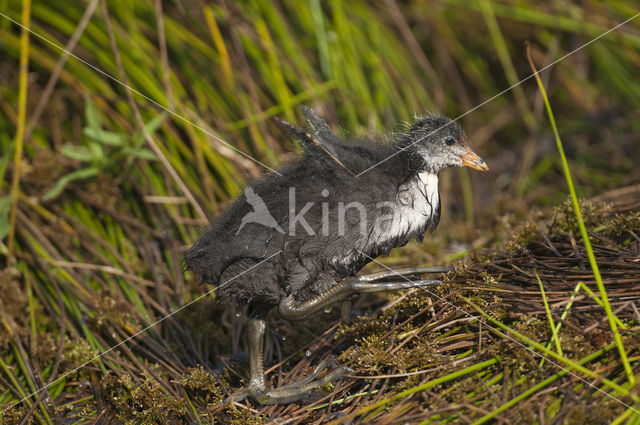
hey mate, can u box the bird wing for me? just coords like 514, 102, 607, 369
273, 117, 355, 176
300, 106, 344, 148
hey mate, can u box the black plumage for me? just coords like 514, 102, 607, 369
185, 108, 485, 314
185, 107, 488, 404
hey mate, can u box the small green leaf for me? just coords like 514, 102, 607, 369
0, 221, 8, 241
85, 97, 101, 130
83, 127, 125, 146
133, 112, 168, 147
126, 147, 157, 161
144, 112, 168, 134
60, 145, 94, 162
43, 167, 100, 200
88, 142, 104, 162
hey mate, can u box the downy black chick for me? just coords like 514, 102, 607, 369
185, 107, 488, 404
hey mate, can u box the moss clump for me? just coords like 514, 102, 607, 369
180, 365, 224, 403
102, 372, 187, 424
337, 287, 482, 380
504, 220, 539, 253
499, 198, 634, 254
552, 198, 612, 235
34, 333, 57, 365
92, 290, 140, 331
341, 333, 408, 374
596, 209, 640, 239
61, 338, 98, 380
222, 403, 267, 425
0, 405, 25, 425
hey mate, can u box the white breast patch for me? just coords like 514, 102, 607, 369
374, 172, 439, 244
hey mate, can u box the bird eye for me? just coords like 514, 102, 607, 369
445, 137, 455, 146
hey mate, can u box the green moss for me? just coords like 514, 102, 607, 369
180, 365, 224, 404
102, 372, 187, 424
34, 332, 58, 365
0, 406, 24, 425
552, 198, 611, 235
223, 403, 267, 425
92, 291, 141, 330
61, 338, 97, 379
504, 220, 539, 253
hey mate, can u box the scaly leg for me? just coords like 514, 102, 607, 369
230, 267, 446, 405
227, 318, 351, 405
278, 276, 442, 321
336, 266, 450, 323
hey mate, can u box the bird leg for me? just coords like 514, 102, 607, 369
230, 267, 446, 405
278, 270, 447, 321
339, 266, 451, 323
227, 318, 351, 405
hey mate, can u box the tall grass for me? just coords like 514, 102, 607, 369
0, 0, 639, 423
527, 46, 635, 385
6, 0, 30, 264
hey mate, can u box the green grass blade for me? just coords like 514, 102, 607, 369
327, 358, 499, 424
473, 341, 618, 425
527, 48, 636, 385
463, 295, 634, 399
535, 271, 562, 356
540, 281, 581, 368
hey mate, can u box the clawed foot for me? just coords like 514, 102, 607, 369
226, 359, 352, 405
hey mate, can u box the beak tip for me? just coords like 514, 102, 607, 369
461, 158, 490, 172
470, 163, 490, 172
460, 148, 489, 172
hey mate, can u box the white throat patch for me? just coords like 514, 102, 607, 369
417, 171, 438, 190
375, 172, 440, 244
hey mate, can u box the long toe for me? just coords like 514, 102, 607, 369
259, 364, 353, 405
351, 279, 443, 293
224, 386, 259, 404
398, 265, 452, 275
411, 279, 443, 288
294, 357, 338, 385
357, 266, 452, 282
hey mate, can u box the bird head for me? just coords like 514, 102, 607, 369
399, 115, 489, 174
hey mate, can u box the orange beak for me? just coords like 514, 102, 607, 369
460, 148, 489, 172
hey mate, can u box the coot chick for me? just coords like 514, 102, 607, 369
185, 107, 488, 404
